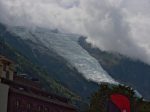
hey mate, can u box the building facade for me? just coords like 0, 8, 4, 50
0, 83, 9, 112
0, 55, 14, 81
0, 56, 77, 112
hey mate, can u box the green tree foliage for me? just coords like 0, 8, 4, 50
89, 83, 136, 112
136, 99, 150, 112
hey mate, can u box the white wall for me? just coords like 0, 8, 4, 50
0, 83, 9, 112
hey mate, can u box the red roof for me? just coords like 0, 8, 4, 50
111, 94, 130, 112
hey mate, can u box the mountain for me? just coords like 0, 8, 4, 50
1, 22, 149, 101
7, 26, 115, 84
0, 23, 105, 102
0, 24, 80, 100
78, 37, 150, 100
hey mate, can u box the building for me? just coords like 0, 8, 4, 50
0, 56, 77, 112
0, 55, 14, 81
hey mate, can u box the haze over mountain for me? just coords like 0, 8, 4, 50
0, 22, 150, 100
1, 0, 150, 65
0, 0, 150, 101
79, 37, 150, 100
0, 23, 107, 102
7, 25, 115, 84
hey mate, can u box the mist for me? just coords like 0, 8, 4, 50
1, 0, 150, 64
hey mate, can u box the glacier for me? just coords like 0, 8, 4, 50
7, 26, 116, 84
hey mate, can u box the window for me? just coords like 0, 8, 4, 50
44, 107, 49, 112
3, 64, 6, 71
16, 100, 20, 108
27, 103, 31, 109
38, 105, 43, 112
6, 71, 9, 79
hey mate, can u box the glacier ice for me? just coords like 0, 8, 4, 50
8, 26, 116, 84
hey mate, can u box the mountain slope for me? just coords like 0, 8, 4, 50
0, 36, 78, 100
0, 23, 102, 101
78, 37, 150, 100
7, 26, 115, 84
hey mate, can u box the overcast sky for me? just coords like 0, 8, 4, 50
1, 0, 150, 64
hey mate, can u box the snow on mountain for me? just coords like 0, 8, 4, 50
8, 26, 116, 84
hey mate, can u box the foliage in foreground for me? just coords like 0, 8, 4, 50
89, 83, 150, 112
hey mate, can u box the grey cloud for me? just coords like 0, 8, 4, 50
1, 0, 150, 64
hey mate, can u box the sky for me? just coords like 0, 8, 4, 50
0, 0, 150, 64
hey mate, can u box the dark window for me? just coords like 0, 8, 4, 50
27, 103, 31, 109
44, 107, 49, 112
38, 105, 43, 112
3, 64, 6, 71
6, 71, 9, 79
16, 100, 20, 108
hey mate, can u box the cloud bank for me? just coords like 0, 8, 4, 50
1, 0, 150, 64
